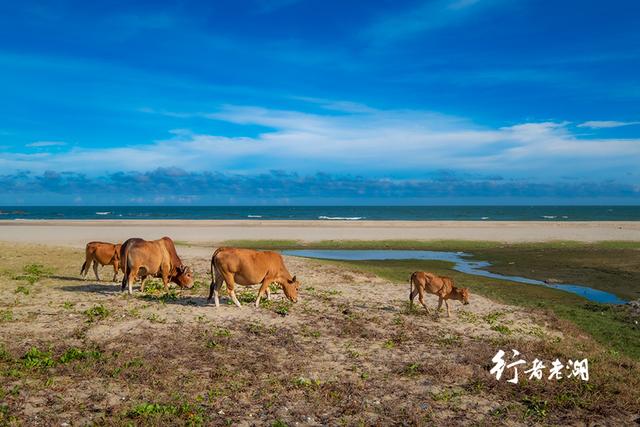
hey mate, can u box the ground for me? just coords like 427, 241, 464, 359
0, 242, 639, 426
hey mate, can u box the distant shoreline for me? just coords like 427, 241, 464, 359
1, 220, 638, 246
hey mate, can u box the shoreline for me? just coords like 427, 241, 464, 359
1, 219, 638, 246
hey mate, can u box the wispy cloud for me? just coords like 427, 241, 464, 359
26, 141, 67, 147
577, 120, 640, 129
362, 0, 503, 44
4, 102, 639, 184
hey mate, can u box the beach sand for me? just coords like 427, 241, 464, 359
0, 219, 638, 247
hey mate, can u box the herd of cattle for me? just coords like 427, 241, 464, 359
80, 237, 470, 315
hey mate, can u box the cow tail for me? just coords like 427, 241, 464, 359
409, 272, 415, 307
81, 244, 93, 275
120, 242, 130, 290
210, 247, 225, 280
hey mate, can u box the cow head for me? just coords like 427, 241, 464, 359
453, 287, 470, 305
281, 275, 300, 303
174, 265, 194, 289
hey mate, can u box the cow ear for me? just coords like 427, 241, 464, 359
290, 275, 297, 283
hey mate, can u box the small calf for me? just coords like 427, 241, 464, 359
409, 271, 470, 317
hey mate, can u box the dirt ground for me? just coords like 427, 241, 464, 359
0, 243, 638, 426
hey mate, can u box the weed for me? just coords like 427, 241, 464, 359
522, 396, 548, 419
293, 376, 321, 388
21, 347, 55, 369
491, 324, 512, 335
483, 311, 506, 325
62, 301, 75, 310
59, 347, 102, 363
271, 300, 291, 316
437, 334, 461, 346
272, 420, 288, 427
403, 363, 421, 377
237, 290, 258, 304
0, 310, 13, 322
84, 304, 110, 322
13, 263, 52, 286
431, 389, 464, 402
147, 313, 166, 323
15, 286, 30, 295
383, 339, 395, 349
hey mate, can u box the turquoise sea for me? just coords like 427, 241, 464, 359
0, 206, 638, 221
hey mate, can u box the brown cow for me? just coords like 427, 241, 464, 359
120, 237, 193, 295
208, 247, 300, 308
80, 241, 123, 282
409, 271, 470, 317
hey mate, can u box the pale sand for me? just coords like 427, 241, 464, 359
0, 219, 638, 247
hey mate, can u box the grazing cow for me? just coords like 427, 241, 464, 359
409, 271, 470, 317
120, 237, 193, 295
80, 241, 123, 282
208, 247, 300, 308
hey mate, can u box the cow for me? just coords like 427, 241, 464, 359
409, 271, 470, 317
208, 247, 300, 308
120, 237, 194, 295
80, 241, 123, 282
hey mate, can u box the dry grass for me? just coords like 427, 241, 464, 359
0, 242, 639, 426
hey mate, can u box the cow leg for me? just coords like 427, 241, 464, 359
162, 273, 170, 293
255, 279, 271, 308
417, 288, 430, 314
436, 297, 444, 317
266, 286, 272, 301
409, 287, 419, 309
140, 275, 149, 293
93, 261, 100, 281
445, 299, 451, 318
209, 273, 224, 307
112, 260, 119, 282
126, 266, 139, 295
224, 273, 241, 307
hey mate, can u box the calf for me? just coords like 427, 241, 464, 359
409, 271, 470, 317
80, 241, 122, 282
209, 247, 300, 307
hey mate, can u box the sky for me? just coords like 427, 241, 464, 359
1, 0, 639, 205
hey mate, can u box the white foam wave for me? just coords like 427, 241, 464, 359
318, 216, 364, 220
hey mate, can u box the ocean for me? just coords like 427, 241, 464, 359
0, 206, 638, 221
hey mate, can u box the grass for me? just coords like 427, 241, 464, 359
322, 257, 640, 360
58, 347, 102, 363
0, 240, 638, 425
13, 263, 53, 286
84, 304, 110, 322
21, 347, 55, 369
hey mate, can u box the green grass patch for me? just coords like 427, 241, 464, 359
21, 347, 55, 369
59, 347, 102, 364
13, 263, 53, 286
84, 304, 110, 322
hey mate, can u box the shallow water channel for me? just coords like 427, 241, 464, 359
282, 250, 627, 305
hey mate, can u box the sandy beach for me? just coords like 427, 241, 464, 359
0, 219, 638, 246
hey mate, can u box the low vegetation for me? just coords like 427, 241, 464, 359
0, 241, 638, 425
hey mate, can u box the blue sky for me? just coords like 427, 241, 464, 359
1, 0, 639, 204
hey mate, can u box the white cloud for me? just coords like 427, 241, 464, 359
26, 141, 67, 147
2, 102, 639, 182
577, 120, 640, 129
